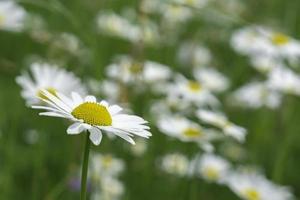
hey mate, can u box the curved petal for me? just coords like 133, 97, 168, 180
108, 105, 123, 115
67, 122, 85, 135
89, 128, 103, 145
71, 92, 83, 105
85, 95, 97, 102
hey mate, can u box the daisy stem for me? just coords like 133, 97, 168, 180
80, 132, 91, 200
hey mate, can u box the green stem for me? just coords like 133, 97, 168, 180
81, 133, 91, 200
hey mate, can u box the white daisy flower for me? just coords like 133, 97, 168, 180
250, 55, 282, 74
160, 153, 190, 176
259, 28, 300, 60
130, 138, 148, 156
88, 79, 121, 103
149, 96, 191, 120
31, 91, 151, 145
92, 177, 124, 200
231, 81, 282, 109
231, 26, 300, 62
192, 153, 230, 182
225, 171, 293, 200
177, 41, 212, 67
97, 11, 140, 42
162, 3, 192, 23
157, 115, 218, 152
169, 75, 219, 107
16, 62, 87, 106
90, 153, 125, 179
0, 1, 26, 31
230, 26, 268, 56
106, 55, 171, 84
267, 66, 300, 96
194, 67, 230, 93
197, 109, 247, 142
158, 116, 212, 142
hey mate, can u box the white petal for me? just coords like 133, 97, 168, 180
100, 100, 109, 107
41, 90, 72, 112
103, 127, 135, 145
56, 92, 76, 108
85, 95, 97, 102
67, 123, 85, 135
71, 92, 83, 105
108, 105, 123, 115
39, 112, 68, 118
32, 105, 71, 116
89, 128, 103, 145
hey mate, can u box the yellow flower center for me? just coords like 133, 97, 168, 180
71, 102, 112, 126
203, 167, 219, 180
183, 127, 202, 138
188, 81, 202, 92
243, 188, 260, 200
37, 87, 57, 100
271, 33, 289, 46
129, 62, 143, 74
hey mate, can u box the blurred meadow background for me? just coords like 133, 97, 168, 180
1, 0, 300, 199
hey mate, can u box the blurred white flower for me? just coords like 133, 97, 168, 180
87, 79, 121, 103
149, 95, 190, 120
0, 1, 26, 31
140, 0, 162, 15
250, 55, 282, 73
178, 41, 212, 67
140, 19, 160, 44
162, 3, 192, 23
193, 153, 230, 182
32, 91, 151, 145
92, 177, 124, 200
90, 153, 125, 179
231, 26, 267, 56
158, 115, 215, 143
175, 0, 210, 8
197, 109, 247, 142
53, 32, 83, 55
267, 66, 300, 96
259, 28, 300, 61
168, 75, 219, 107
225, 171, 293, 200
142, 61, 172, 83
97, 11, 159, 44
130, 138, 148, 156
106, 55, 171, 84
97, 11, 140, 42
231, 81, 282, 109
194, 67, 230, 92
16, 62, 87, 106
231, 26, 300, 62
160, 153, 190, 176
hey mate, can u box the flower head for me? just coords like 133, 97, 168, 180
160, 153, 190, 176
225, 171, 293, 200
32, 91, 151, 145
194, 153, 230, 182
0, 1, 26, 31
16, 62, 87, 106
197, 109, 247, 142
